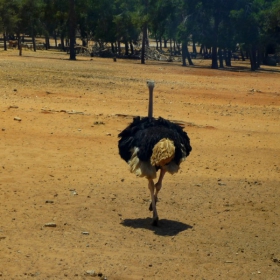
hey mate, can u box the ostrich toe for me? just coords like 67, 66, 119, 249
151, 217, 159, 226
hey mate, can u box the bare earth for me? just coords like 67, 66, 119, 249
0, 49, 280, 280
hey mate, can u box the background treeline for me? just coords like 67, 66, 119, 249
0, 0, 279, 70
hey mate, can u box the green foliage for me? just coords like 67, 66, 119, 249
1, 0, 279, 68
113, 1, 139, 43
0, 0, 19, 34
262, 0, 280, 44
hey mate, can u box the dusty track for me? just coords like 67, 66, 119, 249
0, 50, 280, 279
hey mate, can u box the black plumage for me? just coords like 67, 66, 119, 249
118, 80, 192, 226
118, 116, 192, 166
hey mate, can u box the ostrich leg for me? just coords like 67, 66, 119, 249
155, 168, 166, 199
149, 169, 166, 211
148, 179, 158, 226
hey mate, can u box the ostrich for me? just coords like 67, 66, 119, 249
118, 80, 192, 226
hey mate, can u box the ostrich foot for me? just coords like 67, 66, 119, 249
149, 197, 158, 211
151, 216, 159, 226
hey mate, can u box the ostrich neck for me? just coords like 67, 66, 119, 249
148, 87, 153, 119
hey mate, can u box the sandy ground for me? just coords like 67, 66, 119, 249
0, 49, 280, 280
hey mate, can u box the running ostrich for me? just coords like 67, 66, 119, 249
118, 80, 192, 226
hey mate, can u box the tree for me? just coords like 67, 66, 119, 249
196, 0, 236, 69
177, 0, 198, 66
69, 0, 76, 60
88, 0, 117, 48
48, 0, 70, 51
75, 0, 93, 48
149, 0, 178, 51
262, 0, 280, 61
0, 0, 19, 50
230, 0, 279, 70
41, 0, 59, 49
114, 0, 140, 55
21, 0, 45, 52
1, 0, 279, 69
133, 0, 150, 64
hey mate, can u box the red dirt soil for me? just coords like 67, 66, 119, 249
0, 49, 280, 279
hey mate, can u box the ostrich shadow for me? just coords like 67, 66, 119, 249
121, 218, 192, 236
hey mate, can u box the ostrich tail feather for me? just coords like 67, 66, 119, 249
128, 148, 157, 179
151, 138, 175, 167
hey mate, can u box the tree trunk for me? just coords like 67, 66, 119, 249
3, 32, 7, 51
30, 25, 36, 52
256, 48, 262, 68
111, 43, 115, 53
141, 24, 147, 64
69, 0, 76, 60
211, 30, 218, 68
218, 48, 224, 68
240, 49, 245, 61
224, 49, 228, 65
226, 50, 232, 66
60, 35, 65, 51
32, 35, 36, 52
54, 32, 57, 47
211, 45, 218, 69
176, 42, 181, 55
130, 41, 134, 55
125, 41, 129, 56
249, 45, 257, 71
16, 33, 19, 49
18, 35, 22, 56
182, 41, 187, 66
211, 14, 220, 69
141, 0, 149, 60
192, 38, 197, 54
117, 41, 121, 55
200, 44, 204, 54
82, 39, 87, 47
186, 47, 194, 66
45, 37, 50, 50
164, 38, 167, 48
146, 28, 149, 47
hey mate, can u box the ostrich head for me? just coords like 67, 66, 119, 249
147, 80, 155, 89
147, 80, 155, 119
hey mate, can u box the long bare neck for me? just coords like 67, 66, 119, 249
148, 86, 153, 119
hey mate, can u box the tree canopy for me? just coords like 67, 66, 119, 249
0, 0, 279, 68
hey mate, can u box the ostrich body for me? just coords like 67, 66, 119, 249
118, 81, 192, 226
